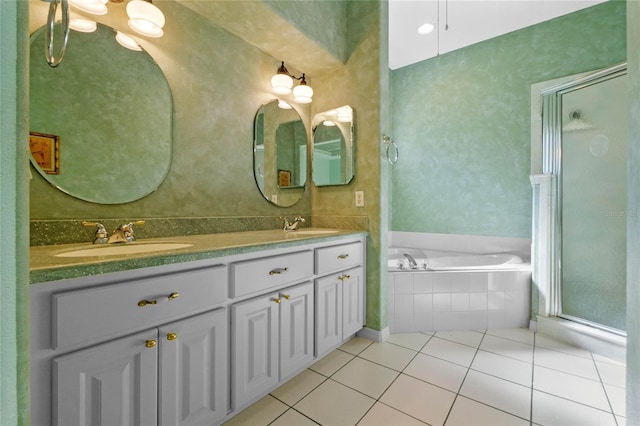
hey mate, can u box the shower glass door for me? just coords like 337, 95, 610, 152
557, 67, 627, 333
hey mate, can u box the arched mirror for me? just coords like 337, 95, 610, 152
253, 100, 307, 207
311, 105, 355, 186
29, 23, 173, 204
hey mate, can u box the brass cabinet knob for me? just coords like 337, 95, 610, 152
338, 274, 351, 282
282, 294, 291, 300
273, 297, 281, 304
166, 333, 177, 341
168, 292, 179, 300
145, 339, 157, 348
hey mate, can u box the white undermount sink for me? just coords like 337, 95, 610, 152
55, 243, 194, 258
285, 230, 340, 237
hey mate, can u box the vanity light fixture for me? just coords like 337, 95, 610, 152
68, 0, 165, 38
271, 61, 314, 104
126, 0, 165, 38
69, 0, 107, 15
277, 100, 293, 110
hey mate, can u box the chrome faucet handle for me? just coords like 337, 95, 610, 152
280, 216, 291, 230
109, 220, 145, 243
81, 221, 108, 244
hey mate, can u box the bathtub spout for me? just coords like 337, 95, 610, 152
403, 253, 418, 269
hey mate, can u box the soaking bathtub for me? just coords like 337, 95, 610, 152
387, 247, 532, 333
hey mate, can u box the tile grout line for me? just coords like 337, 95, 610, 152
351, 333, 437, 425
440, 329, 487, 425
590, 350, 620, 425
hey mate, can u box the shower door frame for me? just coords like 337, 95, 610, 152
541, 62, 627, 336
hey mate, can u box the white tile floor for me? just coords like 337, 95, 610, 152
223, 329, 626, 426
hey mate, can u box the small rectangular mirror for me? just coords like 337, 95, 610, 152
311, 105, 355, 186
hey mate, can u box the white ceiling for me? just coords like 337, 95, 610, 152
389, 0, 608, 70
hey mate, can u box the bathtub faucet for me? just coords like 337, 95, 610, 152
403, 253, 419, 269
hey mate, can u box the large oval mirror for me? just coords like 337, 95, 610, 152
254, 100, 307, 207
29, 23, 172, 204
312, 105, 355, 186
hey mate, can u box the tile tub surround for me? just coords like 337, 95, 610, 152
223, 329, 625, 426
386, 231, 532, 333
388, 270, 532, 333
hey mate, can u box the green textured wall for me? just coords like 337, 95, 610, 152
1, 1, 30, 425
265, 0, 347, 63
627, 0, 640, 421
390, 1, 626, 238
310, 0, 386, 330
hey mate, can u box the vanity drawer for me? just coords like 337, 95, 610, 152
230, 250, 313, 298
315, 242, 363, 275
52, 265, 227, 350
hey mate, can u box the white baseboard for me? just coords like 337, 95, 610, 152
535, 316, 626, 363
357, 326, 390, 342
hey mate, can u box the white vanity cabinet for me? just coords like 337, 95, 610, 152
31, 233, 366, 426
231, 281, 314, 410
53, 308, 227, 426
315, 242, 365, 356
31, 262, 228, 426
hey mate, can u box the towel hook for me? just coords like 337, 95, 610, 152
383, 135, 399, 165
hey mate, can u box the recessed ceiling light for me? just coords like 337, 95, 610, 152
417, 22, 435, 35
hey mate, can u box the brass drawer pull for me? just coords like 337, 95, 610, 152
282, 294, 291, 300
145, 339, 157, 348
269, 267, 289, 276
338, 274, 351, 282
337, 254, 349, 260
166, 333, 177, 341
138, 292, 180, 307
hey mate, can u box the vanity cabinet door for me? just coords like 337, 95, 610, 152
342, 267, 365, 338
231, 292, 279, 410
315, 266, 365, 357
279, 282, 314, 380
315, 274, 343, 357
53, 329, 159, 426
159, 309, 227, 426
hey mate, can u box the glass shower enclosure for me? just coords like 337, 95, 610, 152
542, 63, 628, 334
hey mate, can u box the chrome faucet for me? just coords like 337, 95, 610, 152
82, 220, 145, 244
280, 216, 306, 231
403, 253, 418, 269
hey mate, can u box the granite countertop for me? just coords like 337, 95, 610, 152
30, 228, 367, 284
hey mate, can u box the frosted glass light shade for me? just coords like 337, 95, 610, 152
271, 73, 293, 95
115, 31, 143, 51
293, 84, 313, 104
69, 0, 107, 15
278, 100, 292, 109
69, 18, 97, 33
127, 0, 165, 38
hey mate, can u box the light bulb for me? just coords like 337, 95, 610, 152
69, 0, 107, 15
271, 73, 293, 95
69, 18, 97, 33
127, 0, 165, 38
115, 31, 143, 51
293, 84, 313, 104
